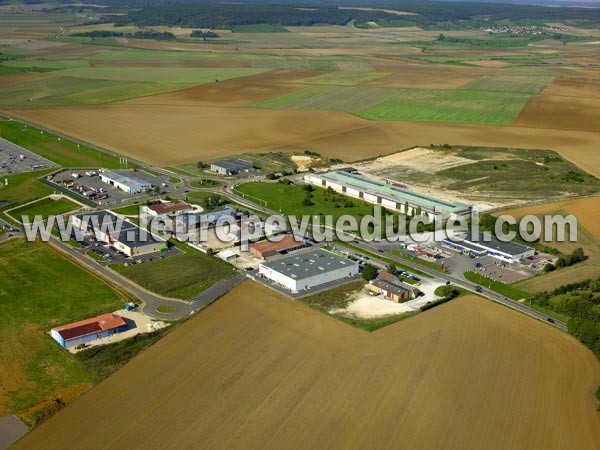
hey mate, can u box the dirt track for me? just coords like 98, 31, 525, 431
5, 105, 600, 177
13, 282, 600, 450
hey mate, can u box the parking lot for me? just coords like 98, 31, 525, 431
0, 136, 58, 176
73, 232, 182, 266
50, 169, 172, 206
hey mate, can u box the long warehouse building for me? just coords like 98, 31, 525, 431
304, 170, 471, 219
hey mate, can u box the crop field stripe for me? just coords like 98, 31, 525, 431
461, 74, 555, 94
297, 71, 392, 86
356, 89, 531, 126
53, 67, 270, 83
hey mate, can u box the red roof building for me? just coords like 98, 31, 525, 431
51, 313, 128, 349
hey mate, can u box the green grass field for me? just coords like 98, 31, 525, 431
55, 67, 268, 83
251, 85, 399, 112
110, 204, 144, 216
461, 74, 554, 94
464, 271, 530, 300
10, 197, 78, 220
0, 119, 123, 169
231, 24, 289, 32
357, 89, 530, 125
111, 249, 236, 300
0, 76, 119, 107
299, 71, 391, 86
2, 59, 91, 70
235, 181, 376, 221
0, 240, 125, 421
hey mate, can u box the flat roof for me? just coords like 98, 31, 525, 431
445, 233, 533, 257
75, 211, 166, 247
316, 171, 469, 213
211, 159, 254, 171
175, 208, 235, 226
468, 233, 532, 256
52, 313, 126, 341
101, 170, 152, 190
261, 249, 357, 280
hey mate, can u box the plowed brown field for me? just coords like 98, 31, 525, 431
122, 69, 320, 106
13, 282, 600, 450
5, 105, 600, 176
542, 77, 600, 98
514, 95, 600, 132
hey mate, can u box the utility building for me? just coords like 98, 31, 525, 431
51, 313, 127, 349
100, 170, 152, 194
259, 249, 358, 292
210, 159, 256, 176
304, 170, 471, 219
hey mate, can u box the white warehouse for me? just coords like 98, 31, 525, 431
100, 170, 152, 194
259, 249, 359, 292
304, 170, 471, 219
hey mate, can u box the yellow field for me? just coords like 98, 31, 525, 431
14, 282, 600, 449
498, 197, 600, 291
5, 105, 600, 177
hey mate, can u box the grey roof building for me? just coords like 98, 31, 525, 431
210, 159, 256, 176
259, 249, 359, 291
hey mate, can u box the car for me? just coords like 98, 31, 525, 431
410, 275, 421, 282
475, 286, 483, 293
445, 281, 451, 285
474, 262, 483, 269
547, 318, 555, 324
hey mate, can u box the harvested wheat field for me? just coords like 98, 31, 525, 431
498, 197, 600, 291
122, 69, 320, 106
4, 105, 600, 175
514, 95, 600, 132
13, 282, 600, 450
542, 77, 600, 98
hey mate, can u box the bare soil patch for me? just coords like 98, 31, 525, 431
542, 77, 600, 98
5, 106, 600, 178
514, 95, 600, 132
0, 71, 54, 86
122, 69, 319, 106
12, 282, 600, 450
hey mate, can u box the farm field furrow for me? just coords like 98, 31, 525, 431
460, 74, 554, 93
12, 282, 600, 450
5, 104, 600, 178
357, 89, 531, 126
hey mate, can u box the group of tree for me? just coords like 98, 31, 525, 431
200, 194, 223, 210
544, 247, 586, 272
302, 184, 314, 207
531, 277, 600, 360
322, 187, 354, 208
72, 30, 176, 40
191, 30, 220, 39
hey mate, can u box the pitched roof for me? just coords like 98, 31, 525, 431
250, 235, 304, 255
52, 313, 126, 341
147, 201, 191, 215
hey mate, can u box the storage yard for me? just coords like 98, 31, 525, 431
12, 282, 600, 450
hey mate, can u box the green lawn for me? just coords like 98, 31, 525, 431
252, 85, 399, 112
110, 204, 144, 216
0, 240, 125, 422
235, 181, 375, 221
111, 250, 236, 300
189, 179, 222, 188
298, 71, 391, 86
231, 24, 289, 32
461, 74, 554, 94
0, 76, 119, 107
463, 271, 530, 300
0, 169, 54, 207
32, 81, 197, 106
55, 67, 268, 83
357, 89, 530, 126
0, 119, 123, 168
9, 197, 78, 220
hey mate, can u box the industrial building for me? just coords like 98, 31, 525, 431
71, 211, 168, 256
51, 313, 127, 349
259, 249, 359, 292
249, 234, 306, 259
100, 170, 152, 194
441, 233, 535, 263
175, 207, 236, 230
143, 200, 193, 217
304, 170, 471, 219
210, 159, 256, 176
